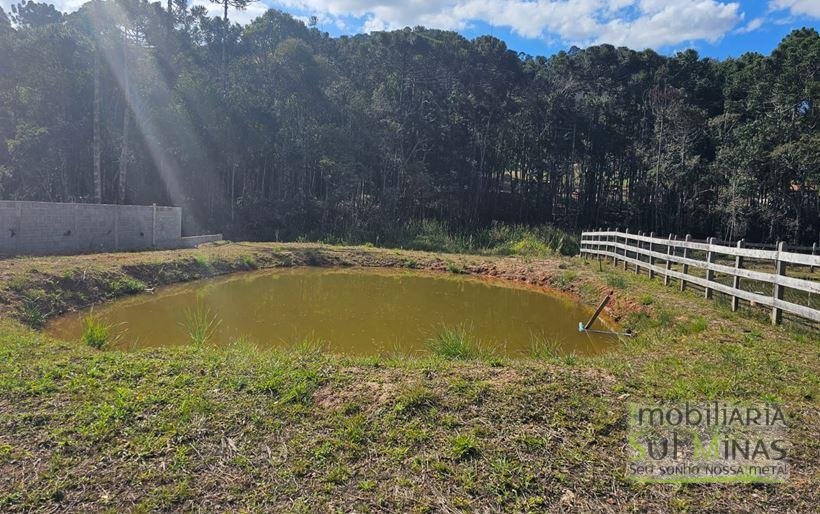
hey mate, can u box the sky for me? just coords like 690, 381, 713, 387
4, 0, 819, 59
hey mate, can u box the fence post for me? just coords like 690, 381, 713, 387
613, 228, 619, 266
680, 234, 691, 292
704, 237, 716, 299
634, 232, 641, 274
771, 241, 786, 325
664, 234, 672, 286
811, 243, 816, 273
623, 229, 629, 270
597, 227, 602, 263
648, 232, 656, 279
579, 231, 584, 258
731, 239, 744, 311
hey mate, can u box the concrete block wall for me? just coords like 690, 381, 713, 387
179, 234, 224, 248
0, 201, 219, 256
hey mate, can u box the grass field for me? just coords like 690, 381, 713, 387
0, 243, 817, 511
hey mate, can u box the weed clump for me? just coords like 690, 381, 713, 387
555, 271, 578, 288
238, 254, 257, 269
111, 276, 146, 295
445, 262, 466, 274
529, 336, 563, 360
394, 384, 439, 414
451, 433, 480, 460
427, 326, 488, 360
82, 312, 113, 349
676, 316, 708, 335
303, 249, 323, 266
605, 274, 627, 289
193, 254, 210, 268
293, 336, 326, 358
20, 294, 46, 328
181, 304, 221, 347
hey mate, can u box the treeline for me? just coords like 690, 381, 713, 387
0, 1, 817, 244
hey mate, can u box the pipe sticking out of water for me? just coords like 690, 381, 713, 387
584, 290, 612, 330
577, 290, 634, 337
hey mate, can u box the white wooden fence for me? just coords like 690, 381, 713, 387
579, 229, 820, 325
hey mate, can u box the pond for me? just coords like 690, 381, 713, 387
46, 268, 618, 357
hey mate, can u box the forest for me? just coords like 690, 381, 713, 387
0, 0, 817, 244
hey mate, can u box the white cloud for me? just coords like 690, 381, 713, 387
734, 16, 764, 34
278, 0, 745, 49
1, 0, 86, 15
593, 1, 743, 48
0, 0, 270, 25
189, 0, 269, 25
362, 14, 388, 33
0, 0, 758, 50
769, 0, 820, 19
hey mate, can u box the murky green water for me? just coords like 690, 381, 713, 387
46, 268, 617, 357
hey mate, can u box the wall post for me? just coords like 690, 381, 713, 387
73, 203, 80, 253
15, 202, 21, 255
114, 207, 120, 251
151, 203, 157, 249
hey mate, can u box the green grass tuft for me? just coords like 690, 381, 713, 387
605, 274, 627, 289
445, 262, 466, 274
238, 254, 257, 268
427, 326, 487, 360
394, 384, 439, 414
20, 295, 45, 328
81, 312, 113, 350
555, 271, 578, 288
110, 276, 146, 295
293, 336, 326, 357
529, 336, 563, 360
303, 249, 323, 266
676, 316, 708, 335
180, 304, 221, 347
451, 433, 480, 460
193, 254, 210, 268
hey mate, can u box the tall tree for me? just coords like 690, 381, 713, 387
117, 24, 130, 204
9, 0, 63, 27
0, 4, 816, 244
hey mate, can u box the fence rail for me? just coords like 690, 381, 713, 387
579, 229, 820, 325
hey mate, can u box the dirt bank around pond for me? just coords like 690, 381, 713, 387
0, 242, 640, 328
